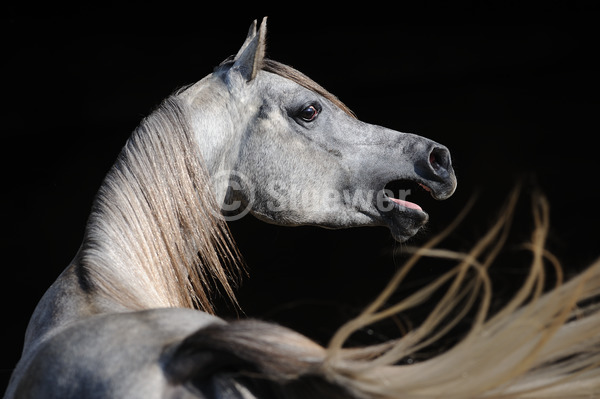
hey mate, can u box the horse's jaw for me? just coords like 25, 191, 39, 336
379, 198, 431, 242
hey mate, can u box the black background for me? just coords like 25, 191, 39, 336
3, 6, 600, 392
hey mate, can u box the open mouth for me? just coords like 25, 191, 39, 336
383, 179, 434, 213
378, 179, 434, 242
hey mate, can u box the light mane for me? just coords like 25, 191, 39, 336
79, 97, 242, 313
78, 59, 349, 314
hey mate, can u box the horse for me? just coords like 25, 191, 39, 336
4, 18, 600, 398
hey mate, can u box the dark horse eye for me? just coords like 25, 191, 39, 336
298, 105, 319, 122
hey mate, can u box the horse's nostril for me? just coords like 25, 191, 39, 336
430, 147, 451, 172
429, 153, 438, 169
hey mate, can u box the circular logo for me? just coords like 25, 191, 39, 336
209, 169, 255, 222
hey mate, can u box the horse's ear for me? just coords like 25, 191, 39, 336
232, 17, 267, 82
234, 19, 258, 59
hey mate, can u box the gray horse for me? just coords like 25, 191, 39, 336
6, 19, 599, 399
4, 18, 455, 399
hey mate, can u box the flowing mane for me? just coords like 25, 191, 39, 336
5, 19, 600, 399
79, 97, 242, 313
76, 59, 353, 314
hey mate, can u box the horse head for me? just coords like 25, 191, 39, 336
181, 19, 456, 242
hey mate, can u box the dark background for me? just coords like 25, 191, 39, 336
3, 7, 599, 392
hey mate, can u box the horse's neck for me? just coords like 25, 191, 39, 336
81, 95, 241, 310
179, 77, 249, 201
25, 92, 242, 349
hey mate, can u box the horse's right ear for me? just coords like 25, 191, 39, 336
231, 18, 267, 82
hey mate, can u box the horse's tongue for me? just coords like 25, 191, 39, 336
389, 197, 422, 211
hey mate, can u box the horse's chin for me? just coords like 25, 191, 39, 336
380, 200, 430, 242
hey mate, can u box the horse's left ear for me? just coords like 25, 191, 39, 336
232, 17, 267, 82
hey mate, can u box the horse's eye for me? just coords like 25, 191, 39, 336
298, 105, 319, 122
